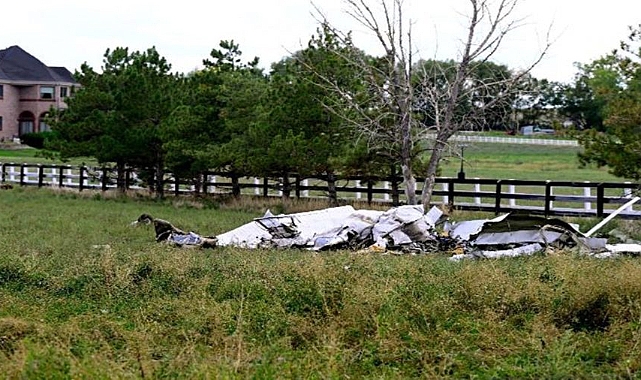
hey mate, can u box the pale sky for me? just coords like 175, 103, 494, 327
3, 0, 640, 83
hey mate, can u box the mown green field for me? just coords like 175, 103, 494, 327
438, 143, 622, 182
0, 140, 623, 183
2, 188, 641, 378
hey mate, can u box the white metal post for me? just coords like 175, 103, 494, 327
584, 182, 592, 211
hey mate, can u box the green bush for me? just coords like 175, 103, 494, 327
19, 131, 59, 149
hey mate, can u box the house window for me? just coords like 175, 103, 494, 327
0, 85, 3, 98
40, 86, 55, 99
60, 87, 68, 98
39, 113, 50, 132
18, 111, 35, 135
0, 116, 3, 131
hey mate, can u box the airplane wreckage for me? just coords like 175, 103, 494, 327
133, 197, 641, 260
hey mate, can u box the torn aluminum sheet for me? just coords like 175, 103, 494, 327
450, 243, 544, 261
216, 206, 361, 249
215, 205, 443, 251
371, 205, 443, 249
447, 212, 607, 250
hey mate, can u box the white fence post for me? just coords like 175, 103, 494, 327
254, 177, 260, 195
442, 183, 449, 204
50, 167, 57, 185
584, 182, 592, 211
474, 179, 481, 205
625, 182, 633, 212
508, 181, 516, 207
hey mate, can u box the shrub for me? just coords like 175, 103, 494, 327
19, 131, 59, 149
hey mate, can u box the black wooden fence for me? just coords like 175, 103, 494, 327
2, 162, 640, 219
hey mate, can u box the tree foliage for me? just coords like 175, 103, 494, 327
48, 47, 178, 195
578, 25, 641, 181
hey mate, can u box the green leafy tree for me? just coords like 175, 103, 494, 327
161, 40, 267, 196
554, 55, 625, 131
247, 26, 366, 203
48, 47, 179, 196
579, 25, 641, 181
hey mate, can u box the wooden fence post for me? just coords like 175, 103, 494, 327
544, 181, 552, 217
391, 177, 399, 206
58, 165, 64, 188
494, 180, 502, 215
596, 183, 605, 218
37, 165, 44, 187
263, 177, 269, 197
367, 180, 373, 204
101, 167, 109, 191
174, 174, 180, 196
78, 166, 85, 191
448, 179, 455, 207
125, 168, 131, 190
19, 164, 25, 186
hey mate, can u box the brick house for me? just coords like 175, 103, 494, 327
0, 45, 78, 140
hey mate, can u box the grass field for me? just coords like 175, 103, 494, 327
3, 188, 641, 378
0, 141, 624, 183
438, 143, 623, 182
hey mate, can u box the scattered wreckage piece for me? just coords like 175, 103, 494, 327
131, 203, 641, 258
447, 211, 641, 260
216, 205, 445, 252
132, 214, 217, 248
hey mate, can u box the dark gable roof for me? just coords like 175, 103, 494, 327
0, 45, 77, 84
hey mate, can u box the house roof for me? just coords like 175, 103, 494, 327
0, 45, 76, 84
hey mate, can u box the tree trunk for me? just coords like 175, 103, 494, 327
231, 173, 241, 197
327, 171, 338, 207
193, 173, 202, 196
421, 133, 449, 208
155, 164, 165, 199
281, 173, 291, 200
401, 163, 416, 205
116, 161, 126, 193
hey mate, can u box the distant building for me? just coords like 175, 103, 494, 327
0, 45, 78, 140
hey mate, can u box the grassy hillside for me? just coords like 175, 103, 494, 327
2, 188, 641, 378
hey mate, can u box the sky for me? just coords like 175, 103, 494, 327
3, 0, 640, 83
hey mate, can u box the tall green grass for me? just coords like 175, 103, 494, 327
2, 188, 641, 377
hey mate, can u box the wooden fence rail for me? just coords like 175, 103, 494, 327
2, 162, 639, 219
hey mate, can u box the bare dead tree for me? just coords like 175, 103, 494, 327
310, 0, 551, 207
